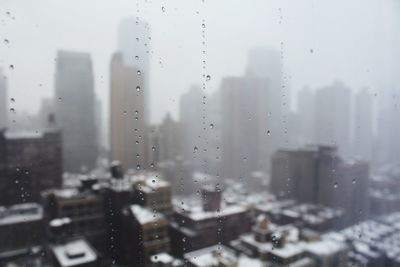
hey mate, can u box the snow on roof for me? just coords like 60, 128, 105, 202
184, 245, 237, 267
52, 239, 97, 267
0, 203, 43, 225
130, 204, 165, 225
304, 239, 348, 256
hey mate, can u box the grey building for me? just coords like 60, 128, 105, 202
315, 82, 351, 159
0, 68, 7, 130
55, 50, 98, 173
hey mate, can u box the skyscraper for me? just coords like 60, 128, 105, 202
110, 52, 146, 170
353, 88, 373, 162
118, 18, 150, 123
0, 68, 7, 129
55, 50, 98, 172
297, 87, 315, 145
315, 81, 351, 159
179, 85, 206, 170
220, 76, 267, 179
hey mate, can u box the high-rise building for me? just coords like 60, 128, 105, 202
179, 85, 206, 169
55, 50, 98, 172
118, 18, 150, 122
0, 128, 62, 205
297, 86, 315, 145
315, 82, 351, 159
353, 88, 373, 162
377, 90, 400, 166
110, 52, 147, 170
0, 68, 7, 130
220, 76, 269, 179
220, 48, 285, 179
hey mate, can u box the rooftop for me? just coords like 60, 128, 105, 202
0, 203, 43, 225
51, 239, 97, 267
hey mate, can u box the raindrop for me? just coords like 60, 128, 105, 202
137, 70, 141, 75
9, 64, 14, 70
209, 123, 214, 129
151, 146, 156, 151
136, 86, 141, 92
9, 108, 15, 113
202, 23, 206, 28
194, 146, 198, 152
135, 55, 139, 60
10, 98, 15, 102
161, 6, 166, 12
206, 75, 211, 81
310, 48, 314, 54
352, 179, 356, 185
267, 130, 271, 136
333, 182, 338, 189
4, 39, 9, 45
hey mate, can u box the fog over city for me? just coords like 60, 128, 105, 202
1, 0, 398, 129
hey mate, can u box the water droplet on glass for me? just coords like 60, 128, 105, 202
206, 75, 211, 81
10, 98, 15, 102
135, 55, 139, 60
194, 146, 198, 152
9, 64, 14, 70
202, 23, 206, 28
333, 182, 338, 189
137, 70, 141, 75
209, 123, 214, 129
310, 49, 314, 54
267, 130, 271, 136
4, 39, 9, 45
352, 179, 356, 185
161, 6, 166, 12
136, 86, 141, 92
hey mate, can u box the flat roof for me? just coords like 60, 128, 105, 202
51, 239, 97, 267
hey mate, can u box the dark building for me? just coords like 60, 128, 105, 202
42, 186, 106, 252
0, 129, 62, 205
55, 50, 98, 173
121, 205, 170, 267
0, 203, 45, 257
271, 145, 369, 226
101, 178, 135, 262
169, 191, 252, 257
133, 174, 173, 217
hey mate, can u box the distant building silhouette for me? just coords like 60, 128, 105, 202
271, 145, 369, 225
0, 68, 7, 130
179, 85, 206, 170
297, 86, 316, 145
315, 81, 351, 159
353, 88, 373, 162
55, 50, 98, 172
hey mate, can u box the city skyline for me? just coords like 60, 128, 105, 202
1, 0, 398, 126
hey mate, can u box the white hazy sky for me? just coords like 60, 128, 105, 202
0, 0, 397, 127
